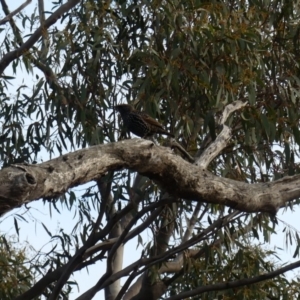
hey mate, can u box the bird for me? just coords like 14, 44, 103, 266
115, 104, 174, 138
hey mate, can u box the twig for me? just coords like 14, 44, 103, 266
0, 0, 81, 75
169, 138, 195, 163
0, 0, 32, 26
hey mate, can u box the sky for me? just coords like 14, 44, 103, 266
0, 1, 300, 300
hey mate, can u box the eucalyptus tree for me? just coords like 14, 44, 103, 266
1, 0, 300, 299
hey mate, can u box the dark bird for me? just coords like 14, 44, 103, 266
115, 104, 174, 138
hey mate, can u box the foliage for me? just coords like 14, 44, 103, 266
0, 0, 300, 299
0, 235, 34, 300
167, 245, 300, 299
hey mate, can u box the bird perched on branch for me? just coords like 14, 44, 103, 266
115, 104, 174, 138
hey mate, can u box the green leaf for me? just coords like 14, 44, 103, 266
41, 223, 52, 237
261, 114, 269, 138
13, 218, 19, 236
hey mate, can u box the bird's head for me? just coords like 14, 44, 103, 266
115, 104, 134, 116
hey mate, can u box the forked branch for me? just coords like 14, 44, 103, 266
196, 100, 247, 168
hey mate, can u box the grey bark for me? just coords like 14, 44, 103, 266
0, 138, 296, 216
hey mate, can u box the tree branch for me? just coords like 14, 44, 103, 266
0, 0, 31, 26
98, 211, 240, 292
76, 206, 166, 299
1, 139, 298, 216
165, 259, 300, 300
196, 101, 247, 168
0, 0, 65, 96
38, 0, 49, 61
0, 0, 81, 74
83, 197, 178, 260
182, 201, 202, 243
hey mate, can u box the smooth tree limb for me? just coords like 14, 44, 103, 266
196, 100, 247, 168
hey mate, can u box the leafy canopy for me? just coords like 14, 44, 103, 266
1, 0, 300, 299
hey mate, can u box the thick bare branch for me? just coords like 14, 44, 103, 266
219, 101, 247, 125
196, 101, 247, 168
196, 125, 232, 168
0, 139, 298, 215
